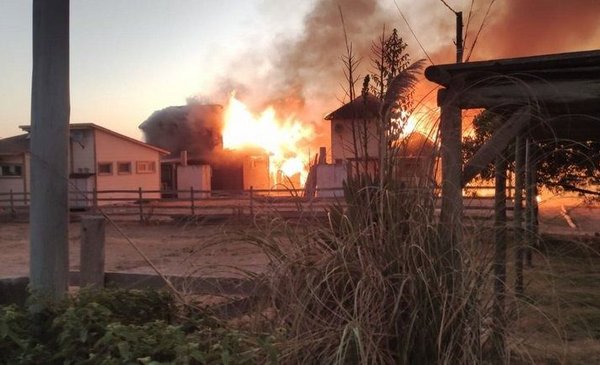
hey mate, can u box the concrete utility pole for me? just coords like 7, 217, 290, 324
30, 0, 71, 300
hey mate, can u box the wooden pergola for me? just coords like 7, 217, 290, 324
425, 49, 600, 352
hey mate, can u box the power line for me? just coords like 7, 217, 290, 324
463, 0, 476, 47
466, 0, 496, 62
439, 0, 458, 14
393, 0, 434, 65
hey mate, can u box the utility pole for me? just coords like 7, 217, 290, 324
30, 0, 71, 301
438, 5, 464, 250
456, 11, 463, 63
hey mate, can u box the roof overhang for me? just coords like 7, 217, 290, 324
426, 50, 600, 113
425, 50, 600, 141
19, 123, 170, 155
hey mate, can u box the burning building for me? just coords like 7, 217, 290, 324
139, 96, 312, 195
139, 102, 270, 195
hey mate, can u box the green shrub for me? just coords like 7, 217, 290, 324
0, 305, 29, 362
0, 288, 277, 364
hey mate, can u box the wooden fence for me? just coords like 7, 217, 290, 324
0, 185, 513, 222
0, 187, 346, 222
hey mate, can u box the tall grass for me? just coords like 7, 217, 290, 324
235, 65, 500, 364
248, 179, 497, 364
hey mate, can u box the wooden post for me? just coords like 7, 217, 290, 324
530, 144, 539, 266
92, 187, 98, 213
514, 136, 525, 295
138, 187, 143, 223
80, 216, 105, 289
10, 190, 15, 216
190, 187, 195, 215
29, 0, 70, 301
492, 152, 507, 360
249, 186, 254, 216
525, 139, 535, 267
438, 88, 463, 248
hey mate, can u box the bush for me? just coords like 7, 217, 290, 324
0, 288, 277, 364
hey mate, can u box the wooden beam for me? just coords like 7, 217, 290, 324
439, 87, 463, 247
492, 152, 508, 360
524, 139, 537, 268
454, 79, 600, 111
29, 0, 70, 300
463, 107, 530, 186
513, 136, 525, 296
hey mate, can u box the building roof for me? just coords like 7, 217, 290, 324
398, 131, 436, 158
324, 94, 381, 120
19, 123, 170, 155
0, 134, 29, 156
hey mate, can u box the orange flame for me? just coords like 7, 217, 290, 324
222, 94, 313, 186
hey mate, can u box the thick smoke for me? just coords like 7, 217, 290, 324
428, 0, 600, 63
475, 0, 600, 59
207, 0, 405, 120
139, 103, 223, 161
142, 0, 600, 158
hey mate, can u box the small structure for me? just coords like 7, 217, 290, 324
0, 123, 168, 208
425, 49, 600, 352
159, 149, 271, 195
425, 49, 600, 241
325, 94, 381, 176
314, 162, 347, 198
324, 95, 437, 186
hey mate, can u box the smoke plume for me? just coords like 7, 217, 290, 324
139, 103, 223, 161
142, 0, 600, 158
430, 0, 600, 62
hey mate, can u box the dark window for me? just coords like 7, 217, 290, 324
98, 162, 113, 175
117, 162, 132, 174
0, 164, 23, 177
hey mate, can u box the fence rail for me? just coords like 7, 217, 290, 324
0, 185, 511, 222
0, 187, 347, 221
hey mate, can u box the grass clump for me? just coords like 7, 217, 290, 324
242, 173, 496, 364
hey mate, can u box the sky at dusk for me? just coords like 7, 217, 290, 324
1, 0, 599, 141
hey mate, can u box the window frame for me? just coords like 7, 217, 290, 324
0, 163, 23, 178
97, 162, 113, 175
136, 161, 156, 174
117, 161, 132, 175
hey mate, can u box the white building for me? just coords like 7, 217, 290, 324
0, 123, 168, 208
324, 94, 437, 187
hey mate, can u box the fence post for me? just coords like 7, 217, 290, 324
80, 215, 106, 289
190, 187, 195, 215
93, 187, 98, 212
138, 187, 143, 222
10, 189, 15, 215
249, 186, 254, 216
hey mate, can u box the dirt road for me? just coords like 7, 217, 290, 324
0, 221, 268, 278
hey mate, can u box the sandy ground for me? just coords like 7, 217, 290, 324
537, 194, 600, 236
0, 221, 269, 279
0, 194, 597, 279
